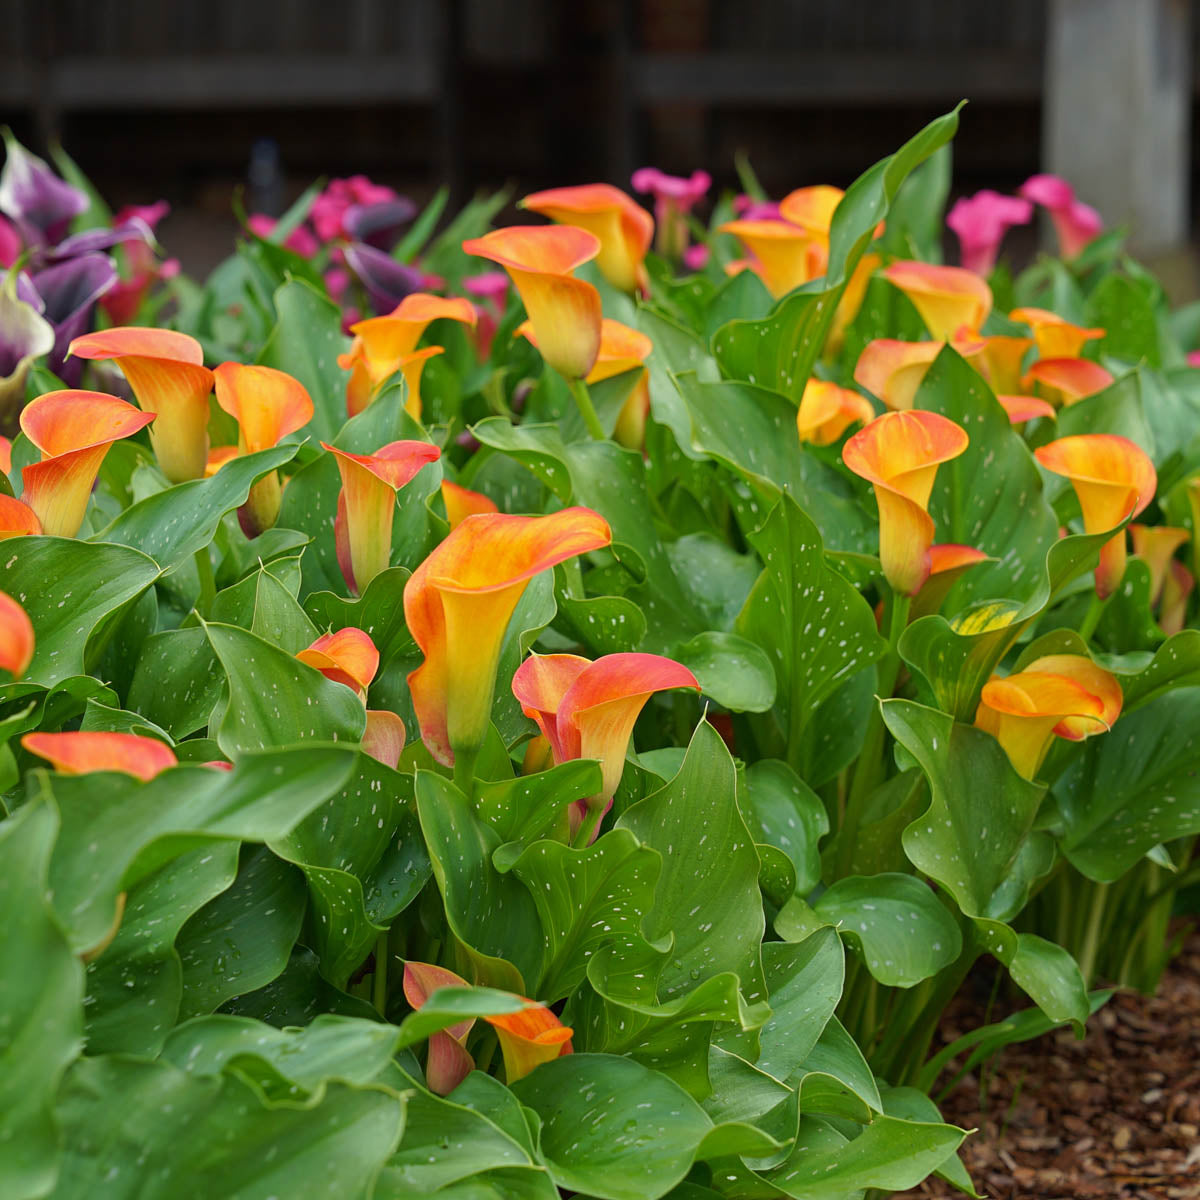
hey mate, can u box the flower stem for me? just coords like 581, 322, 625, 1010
1078, 590, 1108, 643
572, 803, 605, 848
567, 376, 606, 441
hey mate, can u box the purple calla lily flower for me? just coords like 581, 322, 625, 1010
0, 269, 54, 432
0, 130, 87, 246
343, 241, 425, 315
47, 218, 155, 263
30, 253, 117, 384
342, 198, 418, 252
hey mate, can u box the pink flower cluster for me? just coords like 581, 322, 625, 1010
947, 174, 1104, 275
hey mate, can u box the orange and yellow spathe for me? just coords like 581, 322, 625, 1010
1129, 524, 1190, 607
463, 226, 603, 380
1009, 307, 1104, 360
1022, 357, 1114, 407
975, 654, 1121, 780
882, 261, 992, 342
796, 379, 875, 446
717, 218, 825, 298
0, 494, 41, 537
404, 508, 612, 767
213, 362, 314, 536
520, 183, 653, 294
339, 293, 475, 417
853, 340, 946, 412
843, 410, 970, 595
441, 480, 498, 530
297, 626, 380, 698
323, 439, 441, 593
20, 390, 154, 537
0, 590, 34, 678
1034, 434, 1156, 598
996, 394, 1056, 425
22, 730, 177, 781
69, 326, 214, 483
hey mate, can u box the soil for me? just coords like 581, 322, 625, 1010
896, 927, 1200, 1200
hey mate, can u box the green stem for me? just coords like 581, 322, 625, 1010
372, 929, 389, 1017
1078, 591, 1108, 643
566, 376, 606, 441
1076, 880, 1110, 986
452, 749, 478, 801
572, 803, 605, 848
194, 545, 215, 618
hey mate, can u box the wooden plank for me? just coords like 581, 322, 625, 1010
629, 51, 1042, 104
37, 54, 439, 109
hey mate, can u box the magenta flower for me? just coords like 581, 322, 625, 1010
1187, 350, 1200, 368
1019, 174, 1103, 259
682, 243, 710, 271
464, 271, 510, 359
946, 190, 1033, 275
0, 216, 19, 269
732, 195, 781, 222
310, 175, 403, 242
31, 253, 117, 383
246, 213, 320, 258
631, 167, 711, 258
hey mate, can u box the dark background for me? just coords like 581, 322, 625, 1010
0, 0, 1194, 277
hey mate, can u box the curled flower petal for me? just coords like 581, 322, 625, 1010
485, 1004, 573, 1083
30, 254, 118, 384
853, 340, 944, 412
22, 731, 177, 781
583, 319, 653, 384
717, 218, 825, 298
778, 185, 844, 236
1130, 524, 1190, 607
882, 261, 992, 341
0, 494, 40, 537
0, 589, 34, 677
69, 326, 214, 482
910, 543, 990, 619
363, 709, 406, 769
441, 480, 498, 530
324, 439, 441, 593
1035, 434, 1156, 598
946, 190, 1032, 274
463, 226, 603, 380
1009, 307, 1104, 360
405, 509, 611, 766
0, 271, 54, 430
343, 242, 426, 315
402, 960, 476, 1095
511, 652, 590, 764
796, 379, 875, 446
520, 184, 653, 293
297, 626, 380, 695
996, 394, 1056, 425
0, 130, 87, 244
1022, 357, 1114, 407
843, 410, 969, 595
1160, 559, 1194, 636
20, 390, 154, 537
1019, 174, 1104, 258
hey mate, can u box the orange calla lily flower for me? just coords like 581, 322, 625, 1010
778, 185, 844, 236
487, 1003, 574, 1083
1160, 560, 1194, 636
1009, 307, 1104, 359
976, 334, 1033, 394
20, 390, 155, 538
843, 410, 970, 595
520, 184, 653, 294
796, 379, 875, 446
853, 340, 944, 412
214, 362, 314, 536
22, 731, 177, 781
975, 654, 1121, 780
402, 960, 479, 1096
1129, 524, 1190, 607
441, 480, 498, 530
0, 494, 41, 537
1034, 435, 1156, 598
0, 590, 34, 678
362, 709, 406, 769
405, 508, 611, 768
204, 446, 239, 477
511, 650, 700, 840
1022, 357, 1114, 407
323, 439, 441, 593
340, 293, 475, 417
297, 626, 380, 697
910, 543, 990, 619
827, 252, 881, 355
69, 327, 215, 483
463, 226, 603, 380
717, 218, 826, 298
882, 262, 992, 342
342, 343, 443, 421
0, 435, 11, 476
996, 394, 1056, 425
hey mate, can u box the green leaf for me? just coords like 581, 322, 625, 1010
1053, 686, 1200, 881
813, 873, 962, 988
257, 279, 352, 442
742, 760, 829, 895
84, 844, 240, 1054
880, 1086, 983, 1197
0, 537, 160, 686
511, 829, 661, 1001
392, 986, 527, 1051
479, 759, 602, 852
619, 720, 767, 1003
1085, 273, 1162, 366
511, 1054, 713, 1200
203, 620, 366, 755
210, 558, 318, 651
38, 747, 356, 951
0, 801, 82, 1200
126, 627, 224, 739
736, 493, 886, 767
973, 924, 1090, 1033
672, 630, 776, 713
93, 445, 299, 571
304, 565, 416, 667
52, 1055, 404, 1199
883, 700, 1051, 921
175, 845, 307, 1018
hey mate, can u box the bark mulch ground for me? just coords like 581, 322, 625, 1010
896, 927, 1200, 1199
